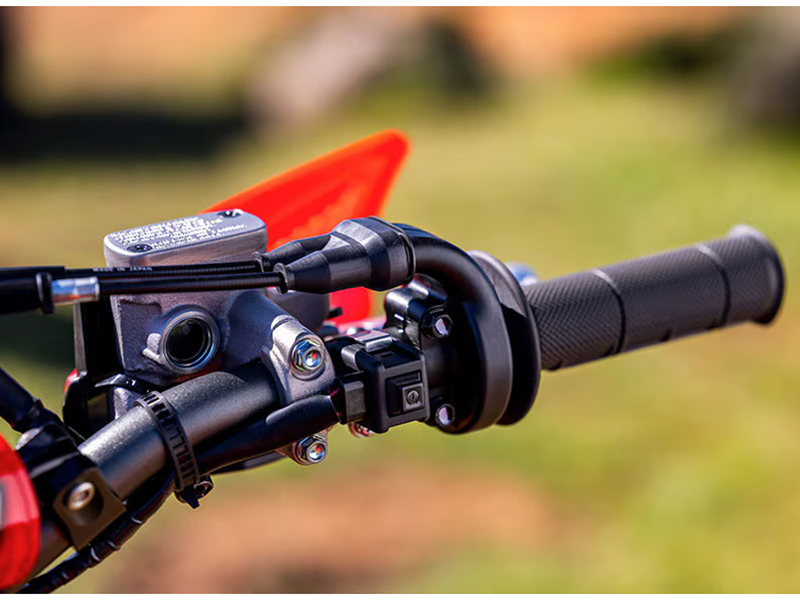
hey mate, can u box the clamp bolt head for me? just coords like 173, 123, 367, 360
424, 313, 453, 339
291, 338, 324, 373
435, 404, 456, 428
65, 481, 96, 512
295, 434, 328, 465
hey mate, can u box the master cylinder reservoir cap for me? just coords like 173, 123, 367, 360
103, 209, 267, 267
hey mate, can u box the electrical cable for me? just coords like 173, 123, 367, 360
19, 475, 174, 594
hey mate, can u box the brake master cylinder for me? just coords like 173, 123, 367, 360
103, 210, 329, 414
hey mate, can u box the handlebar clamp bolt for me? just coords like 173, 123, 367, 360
435, 404, 456, 428
294, 434, 328, 465
423, 312, 453, 339
65, 481, 96, 512
291, 339, 325, 374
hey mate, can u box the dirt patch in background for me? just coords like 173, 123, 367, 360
101, 460, 562, 593
7, 7, 752, 108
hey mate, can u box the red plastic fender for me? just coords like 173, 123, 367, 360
0, 435, 39, 590
202, 130, 410, 320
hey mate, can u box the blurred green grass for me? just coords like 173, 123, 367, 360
1, 71, 799, 592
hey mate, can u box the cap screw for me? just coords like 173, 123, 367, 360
291, 338, 324, 373
65, 481, 96, 512
295, 434, 328, 465
219, 209, 242, 218
435, 404, 456, 428
127, 244, 153, 253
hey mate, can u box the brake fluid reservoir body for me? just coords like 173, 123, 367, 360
103, 210, 268, 391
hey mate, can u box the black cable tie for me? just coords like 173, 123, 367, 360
134, 392, 200, 501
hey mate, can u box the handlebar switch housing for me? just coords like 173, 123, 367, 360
327, 331, 429, 434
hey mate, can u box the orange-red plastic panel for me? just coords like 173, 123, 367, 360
0, 435, 40, 590
202, 130, 409, 320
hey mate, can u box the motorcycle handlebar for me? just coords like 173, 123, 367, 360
33, 362, 304, 575
27, 222, 785, 583
523, 225, 785, 370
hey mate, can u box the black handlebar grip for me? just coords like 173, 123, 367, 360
523, 225, 785, 370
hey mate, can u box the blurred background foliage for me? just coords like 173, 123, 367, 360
1, 6, 799, 593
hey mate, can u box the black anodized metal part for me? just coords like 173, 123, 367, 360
469, 250, 541, 425
397, 225, 513, 433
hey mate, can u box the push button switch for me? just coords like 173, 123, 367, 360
326, 334, 429, 433
386, 373, 425, 416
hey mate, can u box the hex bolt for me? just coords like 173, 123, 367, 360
435, 404, 456, 428
65, 481, 96, 512
295, 434, 328, 465
291, 338, 324, 373
348, 422, 375, 438
424, 313, 453, 339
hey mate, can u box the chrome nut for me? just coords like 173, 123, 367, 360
65, 481, 96, 512
290, 338, 325, 374
293, 434, 328, 465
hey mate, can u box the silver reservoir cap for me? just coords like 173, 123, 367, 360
103, 210, 267, 267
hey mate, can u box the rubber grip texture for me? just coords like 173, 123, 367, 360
523, 226, 784, 370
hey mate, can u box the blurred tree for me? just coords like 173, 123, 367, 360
424, 18, 494, 102
734, 8, 800, 130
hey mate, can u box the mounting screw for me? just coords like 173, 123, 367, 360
65, 481, 96, 511
126, 244, 153, 253
348, 422, 375, 438
219, 209, 242, 218
435, 404, 456, 428
424, 312, 453, 339
291, 338, 324, 373
294, 434, 328, 465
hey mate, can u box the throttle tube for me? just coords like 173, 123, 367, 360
523, 225, 784, 370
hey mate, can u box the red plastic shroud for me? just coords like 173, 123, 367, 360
0, 435, 40, 590
202, 129, 410, 322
